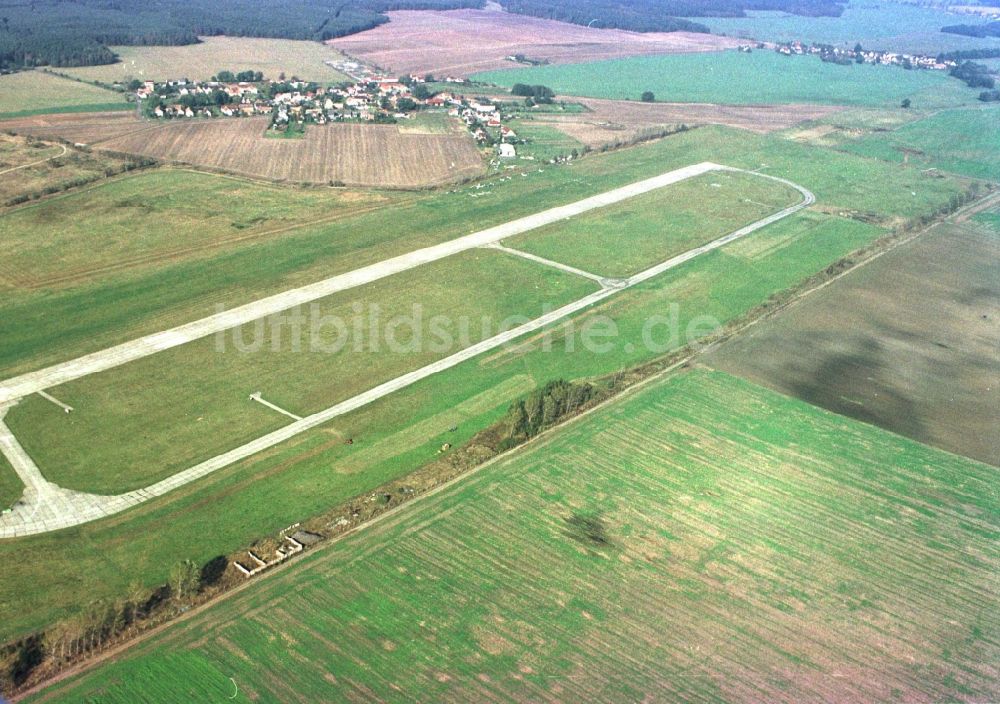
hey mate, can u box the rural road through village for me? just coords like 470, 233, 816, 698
0, 164, 814, 537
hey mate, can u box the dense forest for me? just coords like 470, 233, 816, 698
941, 21, 1000, 38
0, 0, 850, 71
0, 0, 482, 69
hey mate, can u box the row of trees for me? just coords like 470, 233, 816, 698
511, 83, 557, 102
3, 556, 229, 690
950, 60, 996, 89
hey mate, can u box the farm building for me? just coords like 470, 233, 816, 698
499, 143, 516, 158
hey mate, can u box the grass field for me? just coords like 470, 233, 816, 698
506, 121, 585, 162
506, 170, 800, 278
838, 105, 1000, 181
59, 37, 350, 84
0, 124, 971, 639
0, 169, 395, 289
0, 125, 970, 380
0, 203, 885, 641
6, 250, 596, 494
473, 50, 979, 107
0, 453, 22, 511
0, 71, 130, 118
27, 370, 1000, 703
694, 0, 1000, 54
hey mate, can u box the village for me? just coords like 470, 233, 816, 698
770, 40, 958, 70
132, 69, 525, 157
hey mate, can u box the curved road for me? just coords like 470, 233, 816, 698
0, 164, 814, 537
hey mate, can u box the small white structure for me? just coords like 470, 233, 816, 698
498, 143, 516, 159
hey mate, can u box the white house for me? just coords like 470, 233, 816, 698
498, 143, 516, 159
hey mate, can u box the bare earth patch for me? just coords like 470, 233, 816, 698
705, 217, 1000, 466
330, 8, 739, 77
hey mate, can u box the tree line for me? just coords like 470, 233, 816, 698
941, 20, 1000, 39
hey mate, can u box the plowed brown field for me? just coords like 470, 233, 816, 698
4, 115, 485, 188
331, 8, 739, 77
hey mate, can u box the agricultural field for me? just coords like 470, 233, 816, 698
707, 211, 1000, 466
520, 97, 842, 150
89, 116, 485, 188
6, 250, 596, 494
837, 105, 1000, 181
691, 0, 1000, 54
0, 125, 973, 640
0, 169, 395, 290
26, 370, 1000, 703
0, 111, 157, 147
58, 37, 351, 84
473, 50, 980, 107
506, 170, 801, 278
0, 71, 130, 119
330, 8, 739, 77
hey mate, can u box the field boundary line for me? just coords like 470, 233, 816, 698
0, 163, 812, 537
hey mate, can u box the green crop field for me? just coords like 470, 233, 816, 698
27, 370, 1000, 703
6, 250, 596, 494
0, 124, 973, 640
838, 105, 1000, 181
506, 170, 800, 278
58, 37, 351, 84
0, 125, 970, 381
692, 1, 1000, 54
973, 206, 1000, 231
0, 71, 130, 118
473, 51, 978, 108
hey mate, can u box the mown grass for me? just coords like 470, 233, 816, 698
0, 169, 394, 287
57, 37, 351, 84
506, 170, 800, 278
6, 250, 596, 494
0, 453, 22, 511
0, 71, 129, 117
0, 203, 886, 641
473, 51, 978, 107
838, 105, 1000, 181
28, 370, 1000, 703
0, 125, 970, 380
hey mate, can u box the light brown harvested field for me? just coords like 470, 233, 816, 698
331, 8, 740, 77
59, 37, 351, 84
705, 216, 1000, 466
528, 97, 843, 147
85, 116, 484, 188
0, 111, 157, 145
